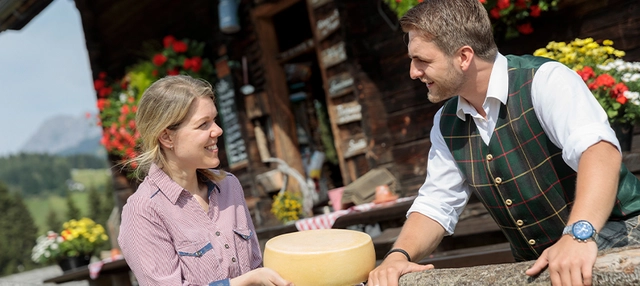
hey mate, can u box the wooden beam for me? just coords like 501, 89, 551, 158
251, 5, 305, 187
400, 245, 640, 285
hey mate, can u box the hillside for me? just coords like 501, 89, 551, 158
20, 113, 105, 157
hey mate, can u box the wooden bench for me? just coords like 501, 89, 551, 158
417, 242, 514, 268
43, 259, 132, 285
370, 202, 506, 259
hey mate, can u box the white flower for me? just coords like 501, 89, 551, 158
624, 91, 640, 105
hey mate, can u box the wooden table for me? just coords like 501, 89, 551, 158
256, 198, 414, 240
43, 259, 132, 285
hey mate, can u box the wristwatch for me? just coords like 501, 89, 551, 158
562, 220, 598, 242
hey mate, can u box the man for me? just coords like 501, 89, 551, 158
368, 0, 640, 285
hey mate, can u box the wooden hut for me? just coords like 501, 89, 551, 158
3, 0, 640, 238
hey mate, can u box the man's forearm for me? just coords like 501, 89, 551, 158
392, 212, 446, 262
569, 140, 621, 230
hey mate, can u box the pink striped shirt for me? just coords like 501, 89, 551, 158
118, 164, 262, 285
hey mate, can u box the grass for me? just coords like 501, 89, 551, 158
71, 168, 112, 190
25, 168, 111, 234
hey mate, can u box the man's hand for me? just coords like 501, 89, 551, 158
367, 254, 434, 286
525, 235, 598, 286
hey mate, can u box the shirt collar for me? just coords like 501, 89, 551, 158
148, 163, 185, 204
455, 53, 509, 120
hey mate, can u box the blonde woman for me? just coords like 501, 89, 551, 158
118, 75, 292, 286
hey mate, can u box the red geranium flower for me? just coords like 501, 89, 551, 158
591, 74, 616, 89
516, 23, 534, 35
530, 5, 541, 17
94, 79, 105, 90
490, 7, 501, 19
577, 66, 595, 82
190, 57, 203, 73
172, 41, 188, 53
611, 82, 629, 99
153, 54, 167, 66
167, 68, 180, 76
163, 35, 176, 48
497, 0, 510, 10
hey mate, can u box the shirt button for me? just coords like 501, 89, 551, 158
231, 257, 236, 262
516, 220, 524, 226
505, 199, 513, 206
528, 239, 536, 245
225, 244, 230, 249
216, 231, 221, 236
486, 154, 493, 161
494, 177, 502, 184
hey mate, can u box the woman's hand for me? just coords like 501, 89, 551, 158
230, 267, 293, 286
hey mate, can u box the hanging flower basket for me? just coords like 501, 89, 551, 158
384, 0, 559, 39
93, 35, 216, 166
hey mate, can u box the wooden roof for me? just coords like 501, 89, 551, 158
0, 0, 52, 33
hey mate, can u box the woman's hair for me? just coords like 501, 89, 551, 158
131, 75, 225, 183
399, 0, 498, 62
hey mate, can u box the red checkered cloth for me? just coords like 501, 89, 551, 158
88, 254, 124, 279
294, 196, 416, 231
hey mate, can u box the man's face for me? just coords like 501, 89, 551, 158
407, 31, 465, 103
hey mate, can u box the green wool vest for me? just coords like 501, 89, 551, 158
439, 55, 640, 261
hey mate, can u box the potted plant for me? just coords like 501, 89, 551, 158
32, 218, 109, 271
271, 190, 304, 224
534, 38, 640, 150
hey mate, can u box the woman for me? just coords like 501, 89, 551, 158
118, 75, 292, 286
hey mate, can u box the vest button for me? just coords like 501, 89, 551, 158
494, 177, 502, 184
505, 199, 513, 206
486, 154, 493, 161
516, 219, 524, 226
528, 239, 536, 245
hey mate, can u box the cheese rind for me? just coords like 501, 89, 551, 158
264, 229, 375, 286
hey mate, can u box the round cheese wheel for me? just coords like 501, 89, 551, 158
263, 229, 375, 286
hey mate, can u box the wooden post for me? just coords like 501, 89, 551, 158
251, 0, 305, 192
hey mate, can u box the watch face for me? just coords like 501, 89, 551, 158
572, 221, 595, 240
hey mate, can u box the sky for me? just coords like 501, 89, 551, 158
0, 0, 96, 156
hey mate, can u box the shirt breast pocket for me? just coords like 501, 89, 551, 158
177, 241, 214, 258
233, 228, 253, 254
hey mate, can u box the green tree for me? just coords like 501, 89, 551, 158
46, 206, 62, 233
65, 191, 82, 220
0, 153, 72, 196
0, 181, 38, 275
87, 186, 102, 222
87, 179, 115, 253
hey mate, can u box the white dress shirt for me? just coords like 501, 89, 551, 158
408, 53, 621, 235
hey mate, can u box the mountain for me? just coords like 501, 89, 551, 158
19, 114, 105, 157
